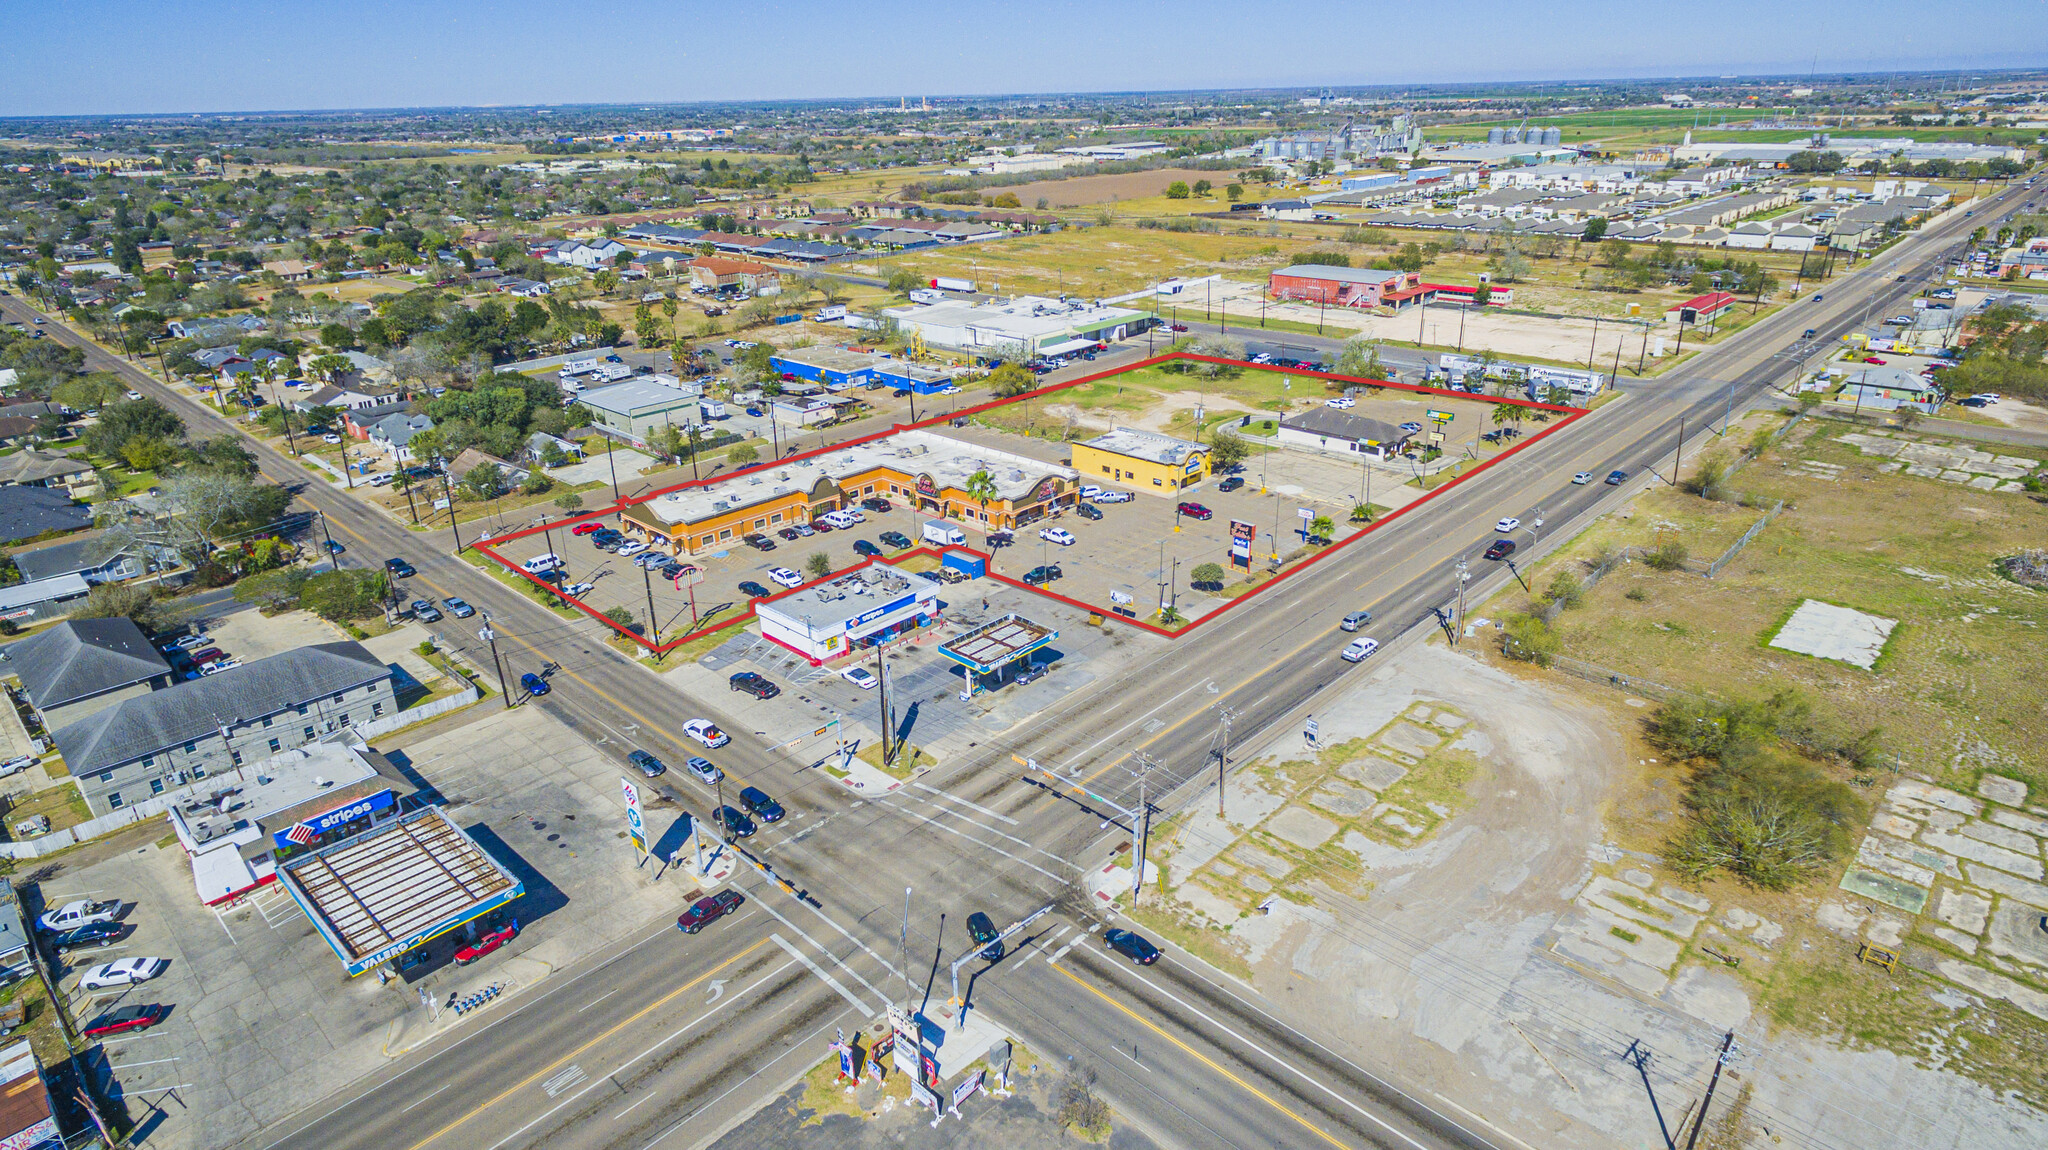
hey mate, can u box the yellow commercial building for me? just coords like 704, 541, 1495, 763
1070, 427, 1209, 497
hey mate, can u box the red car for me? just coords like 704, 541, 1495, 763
453, 922, 518, 966
189, 648, 227, 666
571, 522, 604, 535
82, 1004, 166, 1038
1176, 502, 1213, 521
677, 890, 745, 935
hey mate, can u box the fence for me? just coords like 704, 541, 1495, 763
1536, 545, 1642, 624
355, 681, 481, 739
1705, 499, 1786, 578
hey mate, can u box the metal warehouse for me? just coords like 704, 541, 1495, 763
769, 346, 881, 390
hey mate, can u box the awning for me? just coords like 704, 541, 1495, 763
1037, 338, 1100, 358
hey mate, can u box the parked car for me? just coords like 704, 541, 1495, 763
82, 1004, 167, 1039
627, 750, 666, 778
1091, 490, 1133, 504
199, 659, 238, 677
616, 541, 649, 557
1023, 564, 1062, 586
792, 523, 816, 537
683, 719, 730, 749
730, 671, 780, 699
777, 527, 802, 541
1341, 638, 1380, 663
571, 522, 604, 536
520, 672, 550, 696
1572, 472, 1593, 485
385, 557, 416, 578
738, 580, 773, 599
1398, 421, 1424, 434
861, 497, 893, 513
841, 666, 877, 689
1074, 502, 1103, 521
453, 923, 518, 966
0, 756, 34, 779
715, 806, 756, 839
39, 900, 119, 934
1325, 397, 1355, 409
1104, 928, 1160, 965
966, 911, 1005, 960
684, 755, 723, 783
879, 531, 913, 549
443, 597, 475, 618
1177, 502, 1213, 520
1341, 611, 1371, 632
1038, 527, 1075, 546
168, 634, 210, 651
411, 599, 442, 622
1484, 539, 1517, 561
740, 786, 785, 822
853, 539, 882, 557
742, 533, 776, 551
677, 890, 745, 934
1217, 476, 1244, 493
48, 922, 125, 954
78, 958, 168, 990
189, 647, 226, 666
767, 567, 803, 588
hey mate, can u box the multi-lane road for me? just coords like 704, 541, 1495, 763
3, 178, 2035, 1150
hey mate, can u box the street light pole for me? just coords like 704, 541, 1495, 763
1454, 557, 1470, 644
1215, 707, 1236, 819
479, 614, 511, 709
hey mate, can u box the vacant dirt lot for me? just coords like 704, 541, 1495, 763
1003, 168, 1233, 209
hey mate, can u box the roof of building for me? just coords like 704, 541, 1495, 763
11, 535, 141, 582
1668, 291, 1738, 314
0, 450, 93, 486
447, 448, 522, 480
1270, 264, 1406, 285
689, 256, 773, 276
51, 642, 390, 776
578, 379, 703, 417
881, 295, 1146, 343
171, 738, 415, 853
0, 880, 34, 961
629, 429, 1076, 529
1280, 406, 1411, 445
0, 1038, 52, 1146
756, 565, 942, 634
772, 346, 879, 374
1077, 426, 1206, 466
0, 573, 90, 614
6, 617, 170, 710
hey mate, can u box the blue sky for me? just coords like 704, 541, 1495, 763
3, 1, 2043, 117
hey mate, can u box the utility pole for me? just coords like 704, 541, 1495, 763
642, 562, 661, 654
1587, 315, 1600, 370
1215, 707, 1237, 819
479, 614, 511, 709
1454, 556, 1470, 644
606, 440, 622, 505
316, 512, 340, 569
1684, 1032, 1738, 1150
1128, 754, 1159, 905
1670, 415, 1685, 486
438, 461, 463, 551
901, 887, 913, 1012
875, 645, 893, 767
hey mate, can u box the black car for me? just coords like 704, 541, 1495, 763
743, 533, 776, 551
715, 805, 756, 838
1023, 564, 1062, 586
777, 527, 802, 541
1217, 476, 1244, 493
986, 530, 1013, 549
738, 580, 773, 598
536, 568, 566, 585
627, 750, 666, 778
878, 530, 912, 549
1076, 503, 1102, 520
677, 890, 745, 934
730, 671, 780, 699
739, 785, 784, 822
48, 921, 124, 954
861, 497, 893, 513
1484, 539, 1516, 561
1104, 928, 1160, 965
853, 539, 882, 557
385, 557, 416, 578
966, 911, 1004, 960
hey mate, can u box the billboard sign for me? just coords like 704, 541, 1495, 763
622, 778, 647, 857
1228, 519, 1255, 569
1425, 408, 1455, 423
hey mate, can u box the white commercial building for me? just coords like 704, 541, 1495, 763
873, 295, 1153, 356
756, 566, 944, 662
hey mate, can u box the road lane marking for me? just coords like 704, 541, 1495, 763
402, 939, 768, 1150
772, 933, 870, 1013
400, 1084, 453, 1114
541, 1065, 587, 1098
1047, 959, 1353, 1150
578, 989, 621, 1013
912, 781, 1019, 824
611, 1091, 655, 1121
634, 1007, 861, 1150
1078, 950, 1447, 1150
739, 878, 896, 1007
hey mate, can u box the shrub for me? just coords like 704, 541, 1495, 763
1501, 613, 1559, 665
69, 582, 174, 633
1189, 562, 1226, 590
299, 569, 390, 621
602, 605, 636, 631
417, 639, 438, 657
1624, 586, 1648, 602
1684, 452, 1733, 501
1644, 542, 1690, 571
1546, 571, 1585, 610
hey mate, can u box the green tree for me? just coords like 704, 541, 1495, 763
634, 305, 663, 349
885, 268, 924, 296
1546, 570, 1585, 609
805, 551, 833, 578
1599, 238, 1631, 267
1389, 243, 1425, 274
233, 567, 311, 611
1225, 184, 1244, 202
1501, 613, 1559, 665
592, 268, 620, 296
602, 605, 636, 631
1189, 562, 1226, 588
1207, 428, 1249, 472
1581, 216, 1608, 243
1334, 335, 1385, 381
69, 582, 173, 633
121, 434, 180, 472
963, 469, 998, 519
1164, 181, 1191, 200
83, 396, 183, 459
985, 363, 1036, 398
727, 443, 759, 466
1192, 180, 1213, 196
554, 492, 585, 514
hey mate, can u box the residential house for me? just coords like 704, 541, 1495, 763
12, 534, 174, 585
1260, 200, 1318, 221
365, 411, 435, 461
523, 432, 586, 467
51, 641, 399, 815
189, 346, 248, 373
264, 259, 313, 282
548, 239, 631, 268
343, 400, 414, 440
294, 381, 406, 412
0, 486, 92, 543
167, 315, 266, 341
7, 617, 176, 732
0, 450, 99, 498
498, 277, 551, 298
446, 448, 530, 491
687, 257, 780, 294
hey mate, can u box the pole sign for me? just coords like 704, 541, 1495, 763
1426, 408, 1454, 423
1228, 520, 1255, 569
1297, 507, 1315, 521
1304, 716, 1320, 743
621, 778, 647, 857
951, 1069, 985, 1110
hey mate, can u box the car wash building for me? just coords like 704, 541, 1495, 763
755, 566, 944, 663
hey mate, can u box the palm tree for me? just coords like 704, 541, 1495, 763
1309, 514, 1334, 543
963, 469, 999, 525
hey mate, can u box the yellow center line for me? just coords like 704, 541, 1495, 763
405, 939, 767, 1150
1048, 960, 1351, 1150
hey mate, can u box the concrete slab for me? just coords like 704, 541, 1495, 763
1960, 820, 2042, 858
1980, 775, 2030, 809
1767, 598, 1896, 669
1985, 899, 2048, 969
1965, 863, 2048, 909
1889, 780, 1984, 818
1921, 828, 2044, 879
1936, 959, 2048, 1022
1936, 887, 1993, 935
1990, 808, 2048, 839
1339, 756, 1409, 791
1932, 926, 1980, 954
1266, 806, 1340, 850
1378, 721, 1443, 757
1662, 965, 1753, 1030
1839, 868, 1930, 914
1232, 844, 1294, 879
1307, 782, 1377, 818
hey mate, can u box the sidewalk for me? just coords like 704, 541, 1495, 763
381, 955, 553, 1056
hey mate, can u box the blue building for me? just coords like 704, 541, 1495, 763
768, 346, 880, 390
871, 360, 956, 395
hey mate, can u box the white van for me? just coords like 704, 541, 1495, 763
921, 521, 966, 546
820, 509, 862, 530
521, 553, 566, 574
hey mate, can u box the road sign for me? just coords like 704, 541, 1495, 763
432, 498, 451, 510
1426, 408, 1454, 423
621, 778, 647, 857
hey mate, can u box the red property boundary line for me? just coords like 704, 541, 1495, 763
471, 353, 1586, 656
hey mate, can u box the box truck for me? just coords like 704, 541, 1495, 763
930, 276, 976, 293
921, 521, 966, 546
908, 288, 945, 305
699, 398, 727, 420
813, 305, 848, 322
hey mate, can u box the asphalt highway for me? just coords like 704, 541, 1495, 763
7, 178, 2034, 1150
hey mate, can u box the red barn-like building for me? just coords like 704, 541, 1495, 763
1267, 264, 1421, 309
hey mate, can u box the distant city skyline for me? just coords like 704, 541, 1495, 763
2, 1, 2044, 118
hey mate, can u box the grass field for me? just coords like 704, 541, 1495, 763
1490, 414, 2048, 793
